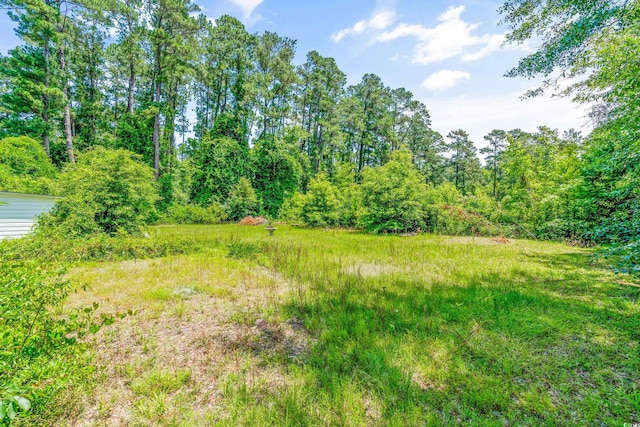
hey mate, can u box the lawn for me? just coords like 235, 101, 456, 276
63, 225, 639, 426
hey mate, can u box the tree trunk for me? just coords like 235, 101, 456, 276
153, 80, 161, 179
152, 43, 162, 179
42, 40, 50, 157
59, 44, 75, 163
127, 61, 135, 114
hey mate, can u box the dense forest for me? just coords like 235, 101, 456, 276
0, 0, 638, 271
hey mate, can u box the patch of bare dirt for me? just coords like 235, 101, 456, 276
491, 236, 511, 244
68, 268, 311, 426
443, 236, 513, 245
343, 263, 400, 278
410, 371, 446, 392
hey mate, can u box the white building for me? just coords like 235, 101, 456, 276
0, 191, 60, 240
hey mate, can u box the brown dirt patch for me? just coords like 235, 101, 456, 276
344, 263, 400, 278
491, 236, 511, 244
67, 267, 310, 426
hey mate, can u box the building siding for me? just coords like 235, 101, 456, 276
0, 192, 60, 239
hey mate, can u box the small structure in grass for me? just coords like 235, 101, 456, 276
265, 223, 277, 236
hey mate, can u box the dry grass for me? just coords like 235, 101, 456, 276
64, 252, 310, 426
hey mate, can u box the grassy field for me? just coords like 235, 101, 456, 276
63, 225, 639, 426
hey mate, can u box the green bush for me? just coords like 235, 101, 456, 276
277, 192, 305, 224
277, 175, 340, 227
0, 260, 99, 424
333, 163, 362, 227
359, 149, 428, 233
0, 136, 58, 194
164, 203, 228, 225
300, 174, 339, 227
226, 177, 259, 221
40, 147, 159, 236
250, 135, 302, 217
1, 232, 197, 263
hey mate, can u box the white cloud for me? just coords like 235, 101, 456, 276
331, 10, 396, 42
228, 0, 263, 19
461, 33, 505, 62
425, 92, 592, 149
421, 70, 470, 91
373, 5, 507, 64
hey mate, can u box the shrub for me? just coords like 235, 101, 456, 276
226, 177, 259, 221
278, 193, 305, 223
299, 174, 339, 227
333, 163, 362, 227
423, 183, 463, 234
0, 232, 197, 263
278, 176, 343, 227
0, 136, 58, 194
40, 147, 159, 237
0, 260, 99, 424
164, 203, 228, 225
250, 135, 302, 217
359, 149, 428, 233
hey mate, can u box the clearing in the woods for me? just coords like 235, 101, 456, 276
64, 225, 639, 426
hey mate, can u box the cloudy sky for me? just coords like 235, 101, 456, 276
0, 0, 592, 147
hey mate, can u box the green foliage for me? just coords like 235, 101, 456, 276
359, 149, 427, 233
277, 175, 340, 227
40, 147, 159, 237
0, 260, 101, 425
1, 231, 197, 263
277, 193, 305, 224
190, 137, 249, 205
499, 0, 631, 92
164, 203, 227, 225
250, 136, 302, 217
445, 130, 483, 195
157, 161, 193, 212
299, 174, 339, 227
333, 163, 362, 227
226, 177, 259, 221
0, 136, 58, 194
113, 113, 155, 164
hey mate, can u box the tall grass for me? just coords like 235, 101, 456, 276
146, 225, 639, 426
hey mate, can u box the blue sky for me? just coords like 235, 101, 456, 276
0, 0, 591, 147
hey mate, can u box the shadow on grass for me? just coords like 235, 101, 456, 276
268, 248, 640, 426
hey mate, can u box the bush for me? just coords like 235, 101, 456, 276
299, 174, 339, 227
359, 149, 428, 233
164, 203, 228, 225
40, 147, 159, 237
0, 232, 197, 263
278, 193, 305, 224
250, 135, 302, 217
226, 177, 259, 221
333, 163, 362, 227
0, 260, 98, 424
278, 175, 341, 227
0, 136, 58, 194
190, 136, 249, 205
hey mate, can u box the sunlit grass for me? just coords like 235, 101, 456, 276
66, 225, 639, 426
